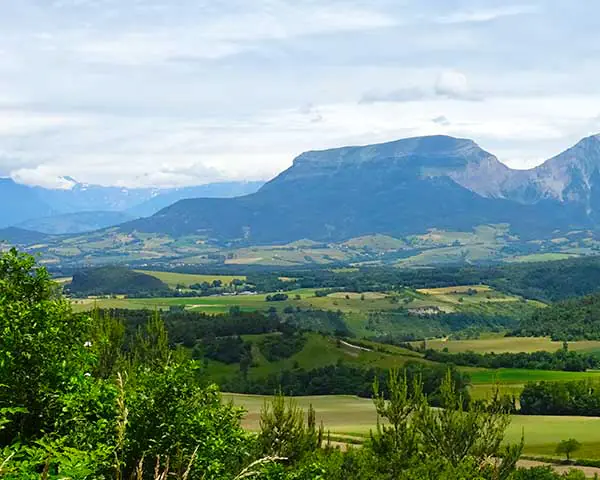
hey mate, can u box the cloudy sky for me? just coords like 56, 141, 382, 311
1, 0, 599, 188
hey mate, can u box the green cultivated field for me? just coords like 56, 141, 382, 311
226, 393, 600, 458
467, 368, 600, 401
71, 288, 317, 314
467, 367, 600, 385
135, 270, 247, 288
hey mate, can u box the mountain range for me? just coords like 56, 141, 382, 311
6, 133, 600, 269
0, 179, 264, 233
119, 134, 600, 243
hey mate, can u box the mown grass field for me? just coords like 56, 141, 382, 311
226, 393, 600, 459
135, 270, 247, 288
423, 335, 600, 354
507, 253, 578, 263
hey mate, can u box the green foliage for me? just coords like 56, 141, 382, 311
194, 336, 251, 364
131, 311, 172, 369
103, 308, 283, 349
520, 379, 600, 416
368, 310, 519, 342
556, 439, 582, 461
122, 363, 250, 478
231, 362, 471, 402
259, 333, 307, 362
266, 294, 289, 302
416, 371, 520, 472
424, 347, 599, 372
0, 248, 92, 440
252, 255, 600, 304
90, 308, 126, 379
69, 266, 170, 297
369, 370, 422, 477
513, 292, 600, 340
0, 439, 112, 479
346, 370, 521, 480
258, 392, 323, 463
511, 466, 587, 479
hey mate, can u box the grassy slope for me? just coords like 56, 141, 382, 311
206, 333, 433, 382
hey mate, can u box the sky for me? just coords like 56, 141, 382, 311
0, 0, 599, 188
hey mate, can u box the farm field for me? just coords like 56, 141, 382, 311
226, 393, 600, 459
467, 368, 600, 401
507, 253, 578, 263
70, 282, 541, 336
71, 288, 318, 314
135, 270, 247, 288
415, 284, 544, 308
467, 367, 600, 385
423, 335, 600, 354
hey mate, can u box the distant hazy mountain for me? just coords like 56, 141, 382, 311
17, 211, 135, 234
122, 135, 593, 243
34, 179, 158, 214
0, 227, 52, 245
127, 181, 264, 217
0, 178, 265, 230
0, 179, 55, 228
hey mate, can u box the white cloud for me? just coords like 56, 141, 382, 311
434, 70, 481, 101
11, 165, 77, 189
0, 0, 600, 187
360, 87, 427, 104
435, 5, 538, 24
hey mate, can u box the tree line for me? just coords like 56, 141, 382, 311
520, 379, 600, 416
423, 346, 600, 372
245, 255, 600, 302
511, 292, 600, 340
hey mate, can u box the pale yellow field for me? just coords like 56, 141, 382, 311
328, 292, 387, 300
417, 285, 493, 295
424, 336, 600, 354
226, 393, 600, 459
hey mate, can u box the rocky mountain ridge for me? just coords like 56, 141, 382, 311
119, 134, 600, 244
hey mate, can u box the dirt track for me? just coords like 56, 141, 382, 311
518, 459, 600, 477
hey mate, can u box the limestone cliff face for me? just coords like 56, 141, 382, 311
504, 135, 600, 213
